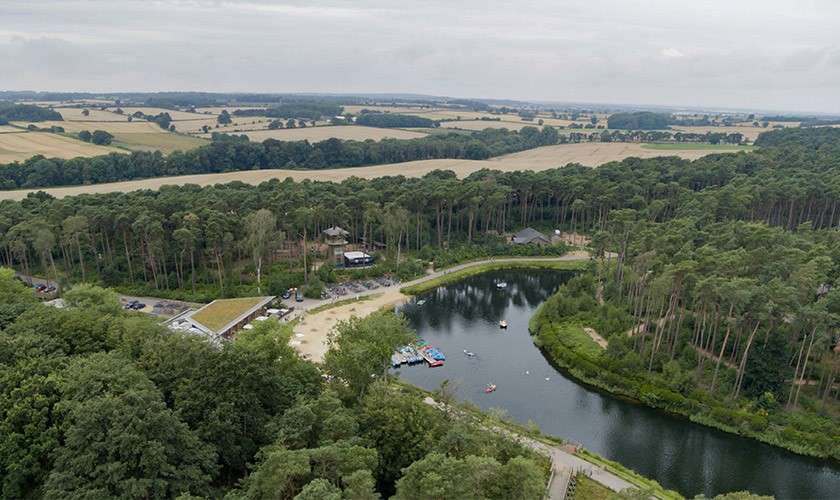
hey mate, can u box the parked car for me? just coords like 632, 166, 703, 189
281, 289, 292, 300
295, 288, 304, 302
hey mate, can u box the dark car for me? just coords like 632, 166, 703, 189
295, 288, 304, 302
281, 290, 292, 300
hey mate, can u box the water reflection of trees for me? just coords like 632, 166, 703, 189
406, 270, 568, 333
402, 270, 840, 499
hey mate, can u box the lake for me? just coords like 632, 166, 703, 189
396, 269, 840, 499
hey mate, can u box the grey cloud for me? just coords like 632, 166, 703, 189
1, 0, 839, 112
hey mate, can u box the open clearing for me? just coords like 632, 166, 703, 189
0, 141, 743, 200
210, 125, 429, 142
0, 132, 123, 163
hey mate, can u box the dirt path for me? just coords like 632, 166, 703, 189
290, 254, 591, 362
422, 396, 634, 499
583, 327, 609, 349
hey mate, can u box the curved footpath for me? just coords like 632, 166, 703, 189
289, 253, 591, 362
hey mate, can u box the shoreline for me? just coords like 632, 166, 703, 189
529, 301, 840, 465
290, 254, 591, 363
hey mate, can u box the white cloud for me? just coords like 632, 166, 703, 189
660, 47, 686, 59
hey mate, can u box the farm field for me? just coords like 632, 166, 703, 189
111, 133, 208, 154
58, 108, 128, 121
12, 119, 208, 154
179, 116, 276, 134
0, 141, 743, 200
18, 120, 164, 134
642, 143, 755, 151
211, 125, 429, 142
112, 107, 217, 121
0, 131, 123, 163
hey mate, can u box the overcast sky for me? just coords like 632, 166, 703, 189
2, 0, 839, 113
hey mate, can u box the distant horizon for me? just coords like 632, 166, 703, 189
4, 1, 839, 114
2, 89, 836, 117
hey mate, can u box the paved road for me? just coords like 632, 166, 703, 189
423, 397, 634, 499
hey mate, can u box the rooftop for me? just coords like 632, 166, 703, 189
512, 227, 550, 244
189, 296, 274, 334
323, 226, 349, 237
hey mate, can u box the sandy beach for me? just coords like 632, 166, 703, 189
290, 253, 590, 362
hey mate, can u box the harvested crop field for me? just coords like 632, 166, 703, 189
12, 120, 208, 154
179, 117, 276, 134
18, 120, 163, 134
440, 120, 530, 131
210, 125, 429, 142
58, 108, 126, 121
113, 107, 216, 121
0, 132, 123, 163
0, 141, 746, 200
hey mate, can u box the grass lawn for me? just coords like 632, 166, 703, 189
573, 474, 614, 500
190, 296, 268, 332
641, 143, 755, 151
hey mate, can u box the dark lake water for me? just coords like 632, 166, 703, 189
396, 269, 840, 499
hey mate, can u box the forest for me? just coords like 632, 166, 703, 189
1, 128, 839, 465
606, 111, 671, 130
0, 271, 549, 498
0, 103, 63, 124
354, 113, 439, 129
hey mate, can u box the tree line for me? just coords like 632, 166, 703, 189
355, 113, 439, 128
0, 127, 838, 298
0, 126, 560, 190
0, 103, 62, 124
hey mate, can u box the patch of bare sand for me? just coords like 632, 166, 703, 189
293, 290, 408, 362
583, 327, 609, 349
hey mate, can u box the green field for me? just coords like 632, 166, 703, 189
113, 133, 208, 154
641, 143, 755, 151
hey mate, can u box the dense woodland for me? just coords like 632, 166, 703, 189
2, 128, 840, 297
607, 111, 671, 130
0, 272, 549, 498
0, 103, 63, 124
354, 113, 439, 129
